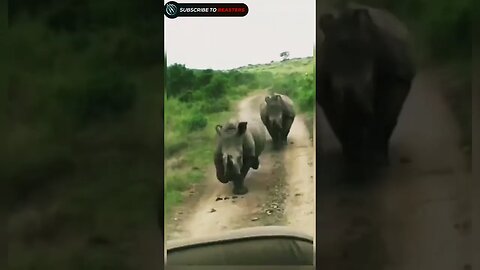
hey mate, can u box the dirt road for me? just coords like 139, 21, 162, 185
316, 69, 472, 270
166, 92, 315, 240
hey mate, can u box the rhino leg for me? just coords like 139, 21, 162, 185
273, 139, 283, 149
281, 132, 288, 145
276, 131, 285, 148
282, 116, 294, 143
232, 165, 250, 195
280, 132, 288, 145
214, 152, 228, 183
243, 155, 259, 170
340, 118, 365, 163
371, 80, 412, 166
280, 131, 288, 145
266, 125, 277, 142
368, 115, 392, 166
267, 126, 282, 149
382, 81, 411, 139
251, 156, 260, 170
367, 122, 388, 167
232, 180, 248, 195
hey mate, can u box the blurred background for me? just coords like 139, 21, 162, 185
315, 1, 473, 269
5, 1, 163, 269
317, 0, 472, 157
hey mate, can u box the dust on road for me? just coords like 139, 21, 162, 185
166, 92, 315, 240
316, 69, 472, 270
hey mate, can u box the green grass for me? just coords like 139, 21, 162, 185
164, 108, 231, 218
164, 57, 315, 218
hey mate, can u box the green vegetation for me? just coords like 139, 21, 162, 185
165, 57, 314, 217
6, 1, 163, 269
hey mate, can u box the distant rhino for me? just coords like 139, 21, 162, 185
317, 3, 416, 165
214, 119, 266, 195
260, 93, 296, 149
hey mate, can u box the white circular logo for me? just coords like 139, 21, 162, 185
165, 3, 177, 16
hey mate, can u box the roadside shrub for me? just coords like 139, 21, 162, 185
182, 114, 208, 132
203, 75, 228, 98
228, 71, 256, 86
196, 69, 214, 86
178, 89, 195, 103
199, 98, 229, 113
165, 131, 188, 157
246, 78, 260, 89
166, 64, 196, 98
297, 89, 314, 112
272, 76, 296, 93
297, 73, 314, 111
256, 71, 275, 88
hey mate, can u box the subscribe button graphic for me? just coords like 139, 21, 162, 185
164, 2, 249, 19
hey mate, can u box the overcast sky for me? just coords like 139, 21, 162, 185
165, 0, 315, 70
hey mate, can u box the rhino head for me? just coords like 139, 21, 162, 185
215, 121, 248, 179
265, 94, 285, 131
319, 8, 376, 116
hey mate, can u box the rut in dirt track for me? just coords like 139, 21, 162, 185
316, 69, 472, 270
167, 92, 315, 241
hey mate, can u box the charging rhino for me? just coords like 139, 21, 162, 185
260, 93, 296, 149
214, 119, 266, 195
317, 4, 416, 165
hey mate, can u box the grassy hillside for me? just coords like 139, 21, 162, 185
165, 57, 315, 218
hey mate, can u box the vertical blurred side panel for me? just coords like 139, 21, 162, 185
6, 0, 165, 269
316, 0, 473, 269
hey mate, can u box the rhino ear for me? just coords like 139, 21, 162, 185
215, 125, 223, 135
353, 9, 372, 26
237, 122, 248, 135
319, 13, 335, 34
265, 96, 271, 103
274, 94, 282, 100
